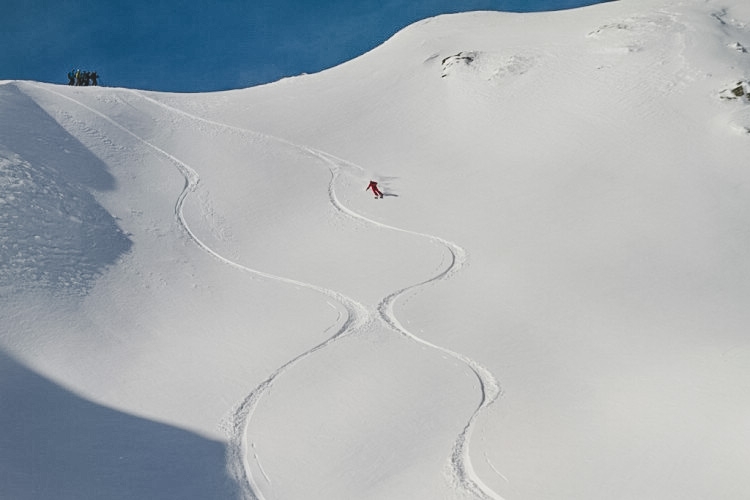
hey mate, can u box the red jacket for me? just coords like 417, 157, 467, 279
366, 181, 382, 194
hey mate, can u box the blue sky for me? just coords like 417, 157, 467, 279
2, 0, 611, 92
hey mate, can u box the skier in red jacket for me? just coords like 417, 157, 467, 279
366, 180, 383, 198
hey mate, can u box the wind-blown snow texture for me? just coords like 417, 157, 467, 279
2, 1, 750, 499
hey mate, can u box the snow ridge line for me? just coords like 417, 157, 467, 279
24, 83, 370, 500
125, 91, 505, 500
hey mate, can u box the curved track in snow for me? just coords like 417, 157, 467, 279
27, 83, 503, 500
306, 149, 503, 500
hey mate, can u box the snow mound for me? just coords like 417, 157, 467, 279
586, 11, 684, 54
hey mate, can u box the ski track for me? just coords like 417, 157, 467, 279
25, 83, 504, 500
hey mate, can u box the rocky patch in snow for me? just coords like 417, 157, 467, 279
441, 51, 477, 78
712, 8, 749, 30
728, 41, 748, 53
719, 80, 750, 100
441, 50, 535, 81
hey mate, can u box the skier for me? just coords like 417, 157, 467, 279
366, 180, 383, 198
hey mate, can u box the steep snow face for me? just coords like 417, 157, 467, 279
0, 85, 131, 295
3, 0, 750, 499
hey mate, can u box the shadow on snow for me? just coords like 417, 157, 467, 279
0, 351, 240, 500
0, 83, 132, 296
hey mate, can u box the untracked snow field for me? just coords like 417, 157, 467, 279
2, 0, 750, 499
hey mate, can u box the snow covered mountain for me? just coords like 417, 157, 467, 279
2, 0, 750, 499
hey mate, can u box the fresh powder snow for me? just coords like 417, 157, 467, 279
2, 0, 750, 499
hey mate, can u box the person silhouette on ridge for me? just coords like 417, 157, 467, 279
366, 180, 383, 199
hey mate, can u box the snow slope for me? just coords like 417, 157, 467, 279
2, 0, 750, 499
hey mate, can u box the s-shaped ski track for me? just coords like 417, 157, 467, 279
308, 149, 504, 500
142, 92, 508, 499
24, 83, 370, 500
28, 83, 505, 500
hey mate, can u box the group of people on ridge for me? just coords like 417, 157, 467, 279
67, 69, 99, 86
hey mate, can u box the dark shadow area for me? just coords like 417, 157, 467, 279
0, 351, 239, 500
0, 83, 132, 296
